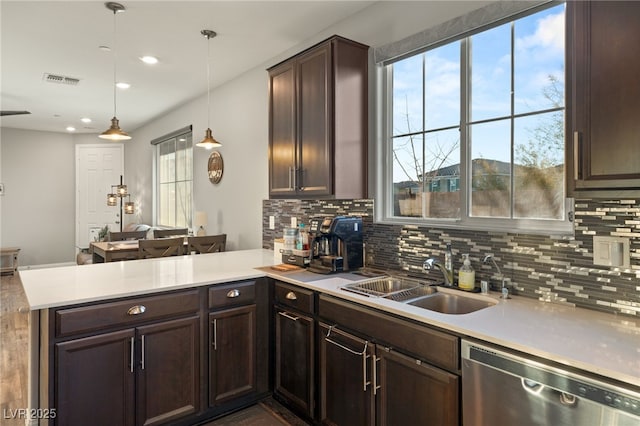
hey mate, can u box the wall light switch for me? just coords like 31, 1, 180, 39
269, 216, 275, 230
593, 236, 630, 268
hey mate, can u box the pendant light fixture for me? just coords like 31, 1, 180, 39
99, 2, 131, 141
196, 30, 222, 149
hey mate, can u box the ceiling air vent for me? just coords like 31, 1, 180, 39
43, 73, 81, 86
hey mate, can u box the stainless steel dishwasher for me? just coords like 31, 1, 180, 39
461, 340, 640, 426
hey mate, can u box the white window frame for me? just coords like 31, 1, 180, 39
151, 126, 193, 229
375, 2, 573, 235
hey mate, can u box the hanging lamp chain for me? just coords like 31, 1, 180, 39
112, 7, 117, 118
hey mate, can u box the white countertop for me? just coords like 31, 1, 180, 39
20, 248, 640, 389
19, 249, 277, 309
266, 268, 640, 389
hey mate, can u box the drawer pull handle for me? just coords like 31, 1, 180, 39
226, 289, 240, 298
278, 311, 300, 321
127, 305, 146, 316
285, 291, 297, 300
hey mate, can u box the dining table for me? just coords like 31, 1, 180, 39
90, 238, 190, 263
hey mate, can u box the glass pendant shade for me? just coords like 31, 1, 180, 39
124, 200, 135, 214
116, 183, 128, 196
196, 128, 222, 149
99, 117, 131, 141
107, 193, 118, 206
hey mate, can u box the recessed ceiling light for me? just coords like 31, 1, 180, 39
81, 117, 92, 123
66, 126, 76, 132
116, 82, 130, 89
140, 56, 159, 65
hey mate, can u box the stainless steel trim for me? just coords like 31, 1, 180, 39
373, 355, 381, 395
130, 337, 134, 373
140, 335, 145, 370
127, 305, 146, 315
214, 318, 218, 350
574, 131, 581, 180
324, 326, 370, 392
277, 310, 299, 321
226, 289, 240, 298
285, 291, 297, 300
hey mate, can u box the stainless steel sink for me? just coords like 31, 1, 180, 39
341, 277, 425, 298
342, 276, 496, 315
407, 292, 496, 314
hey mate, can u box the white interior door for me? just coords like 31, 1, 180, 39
76, 144, 124, 249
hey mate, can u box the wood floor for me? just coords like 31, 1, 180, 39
0, 273, 30, 426
0, 273, 307, 426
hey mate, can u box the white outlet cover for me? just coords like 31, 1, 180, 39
291, 217, 297, 228
593, 236, 630, 268
269, 216, 275, 230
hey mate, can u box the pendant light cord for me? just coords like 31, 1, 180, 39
206, 35, 211, 129
112, 8, 118, 118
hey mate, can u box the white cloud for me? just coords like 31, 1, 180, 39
517, 11, 565, 53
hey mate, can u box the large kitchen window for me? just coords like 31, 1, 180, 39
382, 2, 570, 233
152, 127, 193, 229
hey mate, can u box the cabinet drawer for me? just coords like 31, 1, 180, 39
274, 281, 315, 314
318, 295, 459, 373
55, 289, 200, 338
208, 280, 255, 309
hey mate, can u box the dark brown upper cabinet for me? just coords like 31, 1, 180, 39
268, 35, 368, 199
567, 1, 640, 198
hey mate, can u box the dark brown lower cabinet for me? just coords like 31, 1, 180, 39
376, 347, 459, 426
209, 304, 257, 406
54, 316, 200, 426
136, 316, 200, 426
55, 329, 136, 426
318, 323, 374, 426
274, 307, 315, 419
318, 322, 459, 426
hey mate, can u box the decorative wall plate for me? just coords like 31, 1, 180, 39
208, 151, 223, 184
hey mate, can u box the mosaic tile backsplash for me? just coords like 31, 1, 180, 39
263, 199, 640, 317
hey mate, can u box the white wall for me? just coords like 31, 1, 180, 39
0, 128, 76, 266
126, 66, 269, 251
1, 1, 493, 265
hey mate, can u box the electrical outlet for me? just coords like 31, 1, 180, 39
291, 217, 297, 228
269, 216, 275, 230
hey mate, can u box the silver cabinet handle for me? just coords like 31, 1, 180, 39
285, 291, 297, 300
373, 355, 381, 395
288, 166, 294, 190
212, 318, 217, 351
277, 310, 299, 321
573, 131, 581, 180
127, 305, 146, 316
130, 337, 135, 373
226, 289, 240, 298
140, 335, 145, 370
324, 326, 370, 392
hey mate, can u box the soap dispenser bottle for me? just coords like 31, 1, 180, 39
458, 254, 475, 291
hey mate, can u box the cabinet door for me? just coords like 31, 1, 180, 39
274, 307, 315, 419
297, 42, 333, 196
55, 329, 135, 426
569, 1, 640, 194
318, 322, 374, 426
376, 348, 459, 426
269, 60, 297, 196
136, 316, 200, 426
209, 305, 256, 407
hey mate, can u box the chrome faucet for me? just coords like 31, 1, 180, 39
423, 258, 453, 287
483, 254, 509, 299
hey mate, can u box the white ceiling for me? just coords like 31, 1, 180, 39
0, 0, 375, 134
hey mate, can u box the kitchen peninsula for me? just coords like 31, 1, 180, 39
20, 249, 640, 425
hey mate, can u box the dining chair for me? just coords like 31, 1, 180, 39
138, 237, 184, 259
108, 230, 148, 241
153, 228, 189, 239
187, 234, 227, 254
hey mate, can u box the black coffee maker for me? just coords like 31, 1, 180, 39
308, 216, 363, 274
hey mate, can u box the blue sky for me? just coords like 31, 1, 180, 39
392, 4, 565, 183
